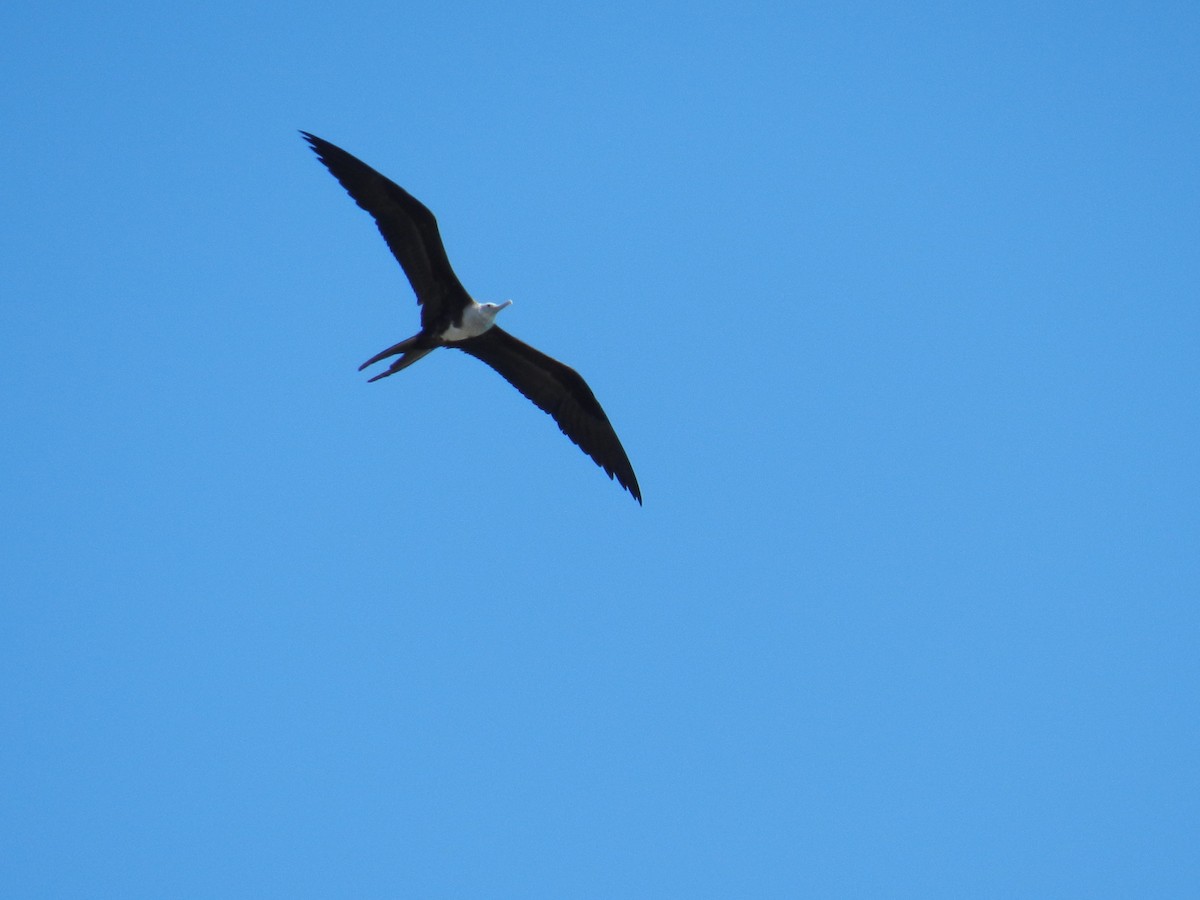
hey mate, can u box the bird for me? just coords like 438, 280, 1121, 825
300, 132, 642, 503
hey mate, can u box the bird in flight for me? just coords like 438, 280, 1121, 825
301, 132, 641, 503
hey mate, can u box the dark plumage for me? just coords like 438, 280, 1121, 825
301, 132, 641, 503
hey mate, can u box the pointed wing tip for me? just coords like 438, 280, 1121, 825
299, 131, 330, 165
622, 474, 643, 505
612, 470, 642, 505
300, 131, 336, 164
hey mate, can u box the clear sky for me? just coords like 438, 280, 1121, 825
2, 1, 1197, 896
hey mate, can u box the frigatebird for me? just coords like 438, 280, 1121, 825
301, 132, 641, 503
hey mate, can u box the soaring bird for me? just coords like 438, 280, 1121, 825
301, 132, 641, 503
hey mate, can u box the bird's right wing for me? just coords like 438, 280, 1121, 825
456, 328, 642, 503
301, 132, 469, 328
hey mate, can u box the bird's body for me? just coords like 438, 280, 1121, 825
301, 132, 641, 503
441, 300, 513, 342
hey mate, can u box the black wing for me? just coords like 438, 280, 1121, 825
301, 132, 469, 330
456, 328, 642, 504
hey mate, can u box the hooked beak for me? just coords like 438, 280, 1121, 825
498, 300, 513, 311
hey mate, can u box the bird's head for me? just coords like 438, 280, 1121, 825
481, 300, 513, 321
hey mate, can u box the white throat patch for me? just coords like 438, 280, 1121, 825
441, 301, 510, 342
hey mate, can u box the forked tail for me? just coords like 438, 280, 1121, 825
359, 333, 436, 382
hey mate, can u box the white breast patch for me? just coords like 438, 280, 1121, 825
441, 300, 510, 342
441, 303, 492, 342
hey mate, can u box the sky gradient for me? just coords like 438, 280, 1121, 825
3, 1, 1198, 896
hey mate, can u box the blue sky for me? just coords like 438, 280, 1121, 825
2, 1, 1197, 896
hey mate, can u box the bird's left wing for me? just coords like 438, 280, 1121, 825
301, 132, 470, 328
456, 328, 642, 503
